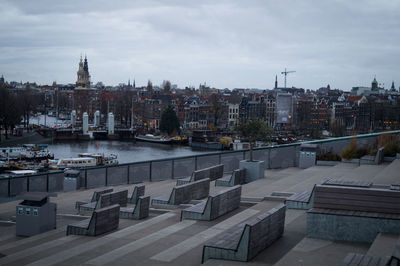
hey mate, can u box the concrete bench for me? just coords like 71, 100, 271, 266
202, 204, 286, 262
128, 185, 145, 204
152, 178, 210, 206
79, 190, 128, 214
120, 196, 150, 220
75, 188, 113, 209
67, 204, 120, 236
176, 164, 224, 186
181, 185, 241, 221
360, 147, 385, 165
215, 169, 245, 187
307, 185, 400, 243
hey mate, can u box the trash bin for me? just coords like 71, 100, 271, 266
63, 169, 81, 192
299, 144, 318, 169
16, 192, 57, 236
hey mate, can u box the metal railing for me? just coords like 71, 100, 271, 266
1, 130, 399, 198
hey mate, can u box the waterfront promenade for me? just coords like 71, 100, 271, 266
0, 160, 399, 265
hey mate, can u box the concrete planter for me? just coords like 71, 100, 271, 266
316, 160, 340, 166
239, 160, 265, 183
341, 158, 360, 164
384, 156, 396, 162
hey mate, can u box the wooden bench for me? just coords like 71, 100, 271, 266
360, 147, 385, 165
75, 188, 113, 209
176, 164, 224, 186
342, 239, 399, 266
120, 196, 150, 220
202, 204, 286, 262
152, 178, 210, 206
79, 190, 128, 214
67, 204, 120, 236
341, 253, 390, 266
128, 185, 145, 204
286, 178, 373, 210
215, 169, 246, 187
181, 185, 241, 221
307, 185, 400, 243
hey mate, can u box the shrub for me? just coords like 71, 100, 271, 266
384, 142, 400, 157
376, 134, 400, 157
341, 137, 357, 160
341, 146, 357, 160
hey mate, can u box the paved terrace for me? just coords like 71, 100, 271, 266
0, 160, 399, 266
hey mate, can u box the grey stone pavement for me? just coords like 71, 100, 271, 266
0, 160, 399, 266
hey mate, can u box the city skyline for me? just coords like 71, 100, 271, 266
0, 0, 399, 90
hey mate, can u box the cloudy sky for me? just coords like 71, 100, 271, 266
0, 0, 399, 90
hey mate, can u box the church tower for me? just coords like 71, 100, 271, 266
371, 76, 378, 91
74, 55, 91, 118
390, 81, 396, 92
76, 55, 91, 89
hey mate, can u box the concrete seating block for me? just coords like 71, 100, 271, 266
152, 178, 210, 206
360, 147, 384, 165
181, 185, 241, 221
176, 164, 224, 186
215, 169, 246, 187
202, 204, 286, 262
75, 188, 113, 209
128, 185, 145, 204
79, 190, 128, 214
67, 204, 120, 236
120, 196, 150, 220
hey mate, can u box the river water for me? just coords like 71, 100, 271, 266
30, 115, 208, 163
47, 140, 207, 164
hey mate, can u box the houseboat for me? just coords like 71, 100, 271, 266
135, 134, 172, 144
77, 153, 118, 166
57, 157, 97, 169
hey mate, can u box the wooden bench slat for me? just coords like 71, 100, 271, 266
315, 185, 400, 198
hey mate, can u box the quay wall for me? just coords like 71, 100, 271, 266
1, 130, 399, 198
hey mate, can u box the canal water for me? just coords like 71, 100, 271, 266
47, 140, 207, 164
30, 115, 208, 163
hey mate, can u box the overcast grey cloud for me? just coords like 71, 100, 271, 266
0, 0, 399, 90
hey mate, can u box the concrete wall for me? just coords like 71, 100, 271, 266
307, 213, 400, 243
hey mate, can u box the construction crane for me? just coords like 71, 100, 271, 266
281, 68, 296, 88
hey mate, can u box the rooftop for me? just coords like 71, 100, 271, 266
0, 160, 399, 265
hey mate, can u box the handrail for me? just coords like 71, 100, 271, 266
1, 130, 400, 198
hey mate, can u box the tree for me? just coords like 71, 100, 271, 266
235, 119, 273, 161
162, 80, 171, 93
160, 105, 180, 136
0, 87, 22, 140
147, 80, 153, 92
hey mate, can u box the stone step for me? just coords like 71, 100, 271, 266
367, 232, 399, 257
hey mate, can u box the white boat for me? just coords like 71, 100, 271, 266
8, 170, 38, 176
57, 157, 97, 169
77, 153, 118, 166
135, 134, 172, 144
